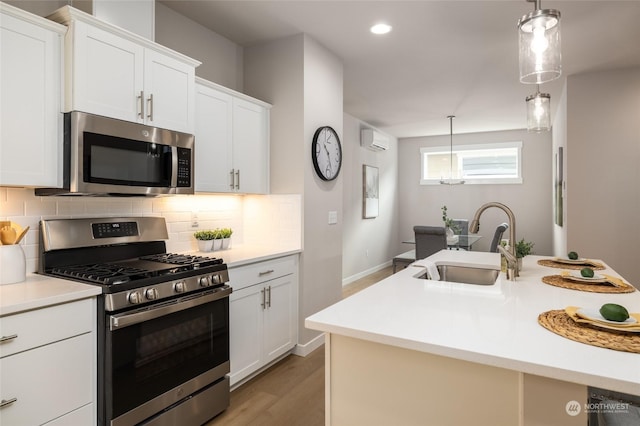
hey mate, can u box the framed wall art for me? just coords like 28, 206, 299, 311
362, 164, 379, 219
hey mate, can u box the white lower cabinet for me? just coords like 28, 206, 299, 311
229, 255, 298, 386
0, 298, 96, 426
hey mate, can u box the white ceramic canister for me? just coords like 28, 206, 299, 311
0, 244, 27, 285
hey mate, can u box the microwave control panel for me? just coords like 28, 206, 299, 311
177, 148, 192, 188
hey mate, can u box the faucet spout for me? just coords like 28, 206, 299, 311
470, 202, 518, 279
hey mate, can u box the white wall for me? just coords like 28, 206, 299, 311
342, 114, 400, 283
244, 34, 344, 349
155, 2, 243, 91
243, 35, 305, 195
552, 84, 568, 256
564, 67, 640, 286
398, 129, 553, 256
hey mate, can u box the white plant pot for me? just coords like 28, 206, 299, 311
197, 240, 213, 252
212, 239, 223, 251
221, 238, 231, 250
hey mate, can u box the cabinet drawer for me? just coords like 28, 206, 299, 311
228, 255, 297, 291
0, 298, 94, 358
0, 333, 94, 426
44, 403, 93, 426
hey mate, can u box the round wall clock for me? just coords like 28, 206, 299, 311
311, 126, 342, 181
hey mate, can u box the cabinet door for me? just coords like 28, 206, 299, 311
0, 333, 93, 426
71, 21, 144, 122
0, 12, 62, 187
144, 49, 195, 133
229, 284, 263, 386
194, 84, 233, 193
263, 275, 296, 364
232, 98, 269, 194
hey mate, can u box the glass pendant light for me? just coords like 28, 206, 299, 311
440, 115, 465, 185
517, 0, 561, 84
526, 87, 551, 132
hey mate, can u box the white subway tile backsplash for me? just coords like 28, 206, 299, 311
0, 188, 301, 274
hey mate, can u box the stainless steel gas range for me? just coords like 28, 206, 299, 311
39, 217, 231, 426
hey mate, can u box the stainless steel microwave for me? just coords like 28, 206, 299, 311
36, 111, 194, 196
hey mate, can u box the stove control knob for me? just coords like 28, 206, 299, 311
174, 281, 186, 293
145, 288, 159, 301
199, 276, 211, 287
128, 291, 142, 305
211, 274, 221, 284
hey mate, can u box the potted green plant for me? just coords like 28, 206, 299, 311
194, 230, 215, 252
220, 227, 233, 250
515, 238, 534, 269
211, 228, 224, 251
441, 205, 460, 237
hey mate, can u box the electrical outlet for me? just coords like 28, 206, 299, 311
191, 212, 199, 228
328, 211, 338, 225
366, 250, 369, 258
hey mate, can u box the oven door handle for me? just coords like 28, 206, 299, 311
108, 286, 232, 330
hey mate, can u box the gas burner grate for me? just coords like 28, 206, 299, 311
139, 253, 223, 268
52, 264, 148, 285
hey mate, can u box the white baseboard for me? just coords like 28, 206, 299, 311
293, 333, 325, 356
342, 260, 392, 286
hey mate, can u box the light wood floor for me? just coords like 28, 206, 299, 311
206, 265, 394, 426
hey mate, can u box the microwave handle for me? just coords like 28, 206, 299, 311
171, 146, 178, 188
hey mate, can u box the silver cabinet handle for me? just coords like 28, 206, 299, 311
235, 170, 240, 190
258, 269, 274, 277
266, 286, 271, 308
260, 288, 266, 310
147, 93, 154, 121
0, 398, 17, 409
137, 90, 145, 119
0, 334, 17, 343
230, 169, 235, 189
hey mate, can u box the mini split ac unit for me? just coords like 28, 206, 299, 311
361, 129, 389, 151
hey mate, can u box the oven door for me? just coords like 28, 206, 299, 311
104, 287, 231, 426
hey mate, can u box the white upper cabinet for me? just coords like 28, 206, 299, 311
232, 97, 269, 194
0, 3, 65, 187
48, 6, 199, 133
195, 78, 270, 194
195, 83, 234, 193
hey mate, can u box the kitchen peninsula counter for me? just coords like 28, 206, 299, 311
306, 250, 640, 425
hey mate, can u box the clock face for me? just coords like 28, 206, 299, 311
312, 126, 342, 181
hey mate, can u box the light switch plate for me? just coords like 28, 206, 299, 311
328, 211, 338, 225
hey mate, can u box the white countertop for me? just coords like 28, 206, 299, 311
0, 273, 102, 317
1, 246, 300, 317
306, 250, 640, 395
190, 245, 301, 268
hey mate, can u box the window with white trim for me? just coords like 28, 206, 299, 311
420, 141, 523, 185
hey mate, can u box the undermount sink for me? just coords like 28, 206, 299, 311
416, 265, 500, 286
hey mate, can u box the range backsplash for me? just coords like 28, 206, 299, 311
0, 188, 301, 273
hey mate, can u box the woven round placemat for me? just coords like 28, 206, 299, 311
538, 310, 640, 354
541, 275, 636, 294
537, 259, 605, 270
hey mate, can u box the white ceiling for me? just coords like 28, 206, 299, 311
161, 1, 640, 137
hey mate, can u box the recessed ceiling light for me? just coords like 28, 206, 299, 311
370, 23, 392, 35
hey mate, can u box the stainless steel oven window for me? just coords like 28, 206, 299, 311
105, 294, 229, 423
